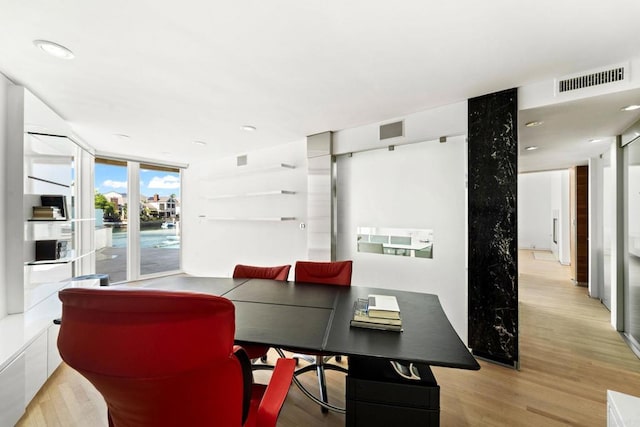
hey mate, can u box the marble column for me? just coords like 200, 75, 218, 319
467, 88, 519, 367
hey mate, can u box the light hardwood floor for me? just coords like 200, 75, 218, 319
16, 250, 640, 426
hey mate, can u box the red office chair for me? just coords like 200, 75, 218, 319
57, 287, 295, 427
285, 260, 352, 413
233, 264, 291, 282
233, 264, 291, 364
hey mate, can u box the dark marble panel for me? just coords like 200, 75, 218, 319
467, 88, 519, 366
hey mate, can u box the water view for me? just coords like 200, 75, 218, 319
96, 225, 181, 283
111, 227, 180, 248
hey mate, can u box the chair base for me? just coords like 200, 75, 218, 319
280, 349, 347, 414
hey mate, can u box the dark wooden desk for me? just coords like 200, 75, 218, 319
221, 278, 479, 371
140, 276, 478, 369
139, 276, 479, 425
139, 276, 249, 295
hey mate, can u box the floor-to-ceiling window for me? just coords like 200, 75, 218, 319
625, 138, 640, 352
139, 164, 181, 276
95, 158, 128, 283
95, 158, 182, 283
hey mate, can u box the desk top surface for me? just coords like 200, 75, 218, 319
139, 275, 479, 371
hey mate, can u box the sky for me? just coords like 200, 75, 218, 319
95, 163, 181, 198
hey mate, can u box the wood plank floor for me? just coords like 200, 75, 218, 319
16, 250, 640, 426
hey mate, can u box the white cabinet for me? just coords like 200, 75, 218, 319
47, 324, 62, 377
24, 332, 47, 406
0, 354, 26, 427
608, 390, 640, 427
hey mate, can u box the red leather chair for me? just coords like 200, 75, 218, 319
288, 260, 352, 413
233, 264, 291, 282
233, 264, 291, 363
294, 260, 352, 286
57, 287, 295, 427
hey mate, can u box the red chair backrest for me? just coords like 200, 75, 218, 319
57, 287, 243, 427
233, 264, 291, 281
294, 260, 353, 286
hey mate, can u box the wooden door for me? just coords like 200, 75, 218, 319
570, 166, 589, 285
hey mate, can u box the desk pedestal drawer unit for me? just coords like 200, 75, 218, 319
346, 355, 440, 427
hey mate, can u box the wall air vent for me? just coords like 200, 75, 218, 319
557, 66, 626, 94
379, 120, 404, 140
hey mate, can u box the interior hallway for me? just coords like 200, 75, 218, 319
17, 250, 640, 426
433, 250, 640, 426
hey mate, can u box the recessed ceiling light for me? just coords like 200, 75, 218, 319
588, 138, 602, 143
113, 134, 130, 140
241, 125, 257, 132
525, 121, 543, 128
193, 140, 207, 146
524, 146, 538, 151
621, 104, 640, 111
33, 39, 74, 59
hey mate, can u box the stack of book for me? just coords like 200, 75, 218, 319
350, 294, 402, 332
32, 206, 63, 220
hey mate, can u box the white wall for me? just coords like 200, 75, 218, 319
518, 172, 553, 251
558, 170, 571, 265
336, 136, 468, 343
333, 101, 468, 342
181, 140, 308, 278
589, 155, 604, 299
0, 73, 10, 319
518, 170, 569, 258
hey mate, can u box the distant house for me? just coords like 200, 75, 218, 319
145, 194, 179, 219
102, 191, 127, 220
103, 191, 126, 207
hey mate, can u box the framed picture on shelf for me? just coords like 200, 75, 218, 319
40, 195, 68, 220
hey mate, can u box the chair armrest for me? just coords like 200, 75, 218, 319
233, 345, 253, 424
256, 357, 295, 427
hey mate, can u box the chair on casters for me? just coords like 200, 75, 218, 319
233, 264, 291, 365
57, 287, 295, 427
283, 260, 352, 413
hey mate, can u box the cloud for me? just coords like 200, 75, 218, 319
148, 175, 180, 189
102, 180, 127, 189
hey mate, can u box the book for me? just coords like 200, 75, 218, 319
367, 294, 401, 319
32, 206, 63, 219
352, 299, 402, 325
350, 299, 403, 330
350, 320, 403, 332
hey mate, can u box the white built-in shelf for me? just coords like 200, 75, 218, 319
206, 190, 296, 200
200, 215, 296, 222
206, 163, 295, 181
25, 250, 95, 266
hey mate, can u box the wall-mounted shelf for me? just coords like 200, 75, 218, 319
27, 218, 94, 223
206, 163, 295, 181
25, 249, 95, 266
200, 215, 296, 222
206, 190, 296, 200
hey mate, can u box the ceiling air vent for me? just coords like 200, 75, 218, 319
380, 120, 404, 140
558, 66, 626, 94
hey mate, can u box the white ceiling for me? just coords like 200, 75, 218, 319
1, 1, 640, 171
